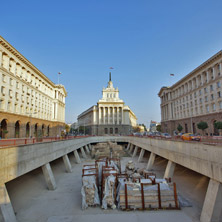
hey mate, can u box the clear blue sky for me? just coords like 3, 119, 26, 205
1, 0, 222, 126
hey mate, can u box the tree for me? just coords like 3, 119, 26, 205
214, 121, 222, 136
141, 124, 147, 132
177, 124, 183, 132
156, 125, 161, 132
197, 121, 208, 135
65, 124, 70, 134
133, 126, 141, 133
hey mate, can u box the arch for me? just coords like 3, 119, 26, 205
26, 122, 30, 138
213, 120, 219, 136
15, 120, 20, 138
34, 123, 38, 137
0, 119, 8, 139
42, 124, 45, 137
47, 125, 50, 137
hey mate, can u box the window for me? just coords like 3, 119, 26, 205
219, 101, 222, 109
9, 78, 13, 86
217, 81, 221, 88
204, 87, 208, 93
205, 96, 208, 102
211, 94, 214, 100
16, 81, 19, 89
199, 90, 202, 96
1, 86, 5, 95
199, 98, 202, 103
210, 85, 213, 91
194, 92, 196, 98
218, 91, 221, 98
2, 74, 6, 82
212, 103, 216, 111
15, 92, 19, 100
206, 105, 209, 113
190, 94, 192, 99
9, 90, 13, 98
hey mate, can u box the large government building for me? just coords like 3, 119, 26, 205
78, 73, 137, 135
0, 36, 67, 139
158, 50, 222, 135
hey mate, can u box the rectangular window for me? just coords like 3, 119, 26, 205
204, 87, 208, 93
219, 101, 222, 109
1, 86, 5, 95
199, 98, 202, 103
206, 105, 209, 113
205, 96, 208, 102
210, 85, 213, 91
9, 78, 13, 86
2, 74, 6, 82
217, 81, 221, 88
212, 103, 216, 111
211, 94, 214, 100
16, 81, 19, 89
199, 89, 202, 96
218, 91, 221, 98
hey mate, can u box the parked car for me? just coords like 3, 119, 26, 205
161, 133, 172, 139
181, 133, 201, 141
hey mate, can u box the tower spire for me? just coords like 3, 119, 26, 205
109, 72, 111, 82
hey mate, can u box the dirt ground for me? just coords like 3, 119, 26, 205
5, 147, 208, 222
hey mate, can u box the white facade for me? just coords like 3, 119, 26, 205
158, 50, 222, 135
78, 74, 137, 135
0, 35, 67, 138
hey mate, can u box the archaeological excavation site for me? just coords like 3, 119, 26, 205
2, 136, 216, 222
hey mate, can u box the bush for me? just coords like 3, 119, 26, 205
177, 124, 183, 132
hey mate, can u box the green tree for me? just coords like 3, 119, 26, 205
197, 121, 208, 135
214, 121, 222, 136
177, 124, 183, 132
156, 125, 161, 132
65, 124, 70, 134
133, 126, 141, 133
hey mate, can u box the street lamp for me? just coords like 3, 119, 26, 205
26, 112, 37, 138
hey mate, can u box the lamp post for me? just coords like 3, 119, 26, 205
26, 112, 37, 138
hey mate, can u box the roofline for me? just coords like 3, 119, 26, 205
169, 50, 222, 90
0, 35, 60, 89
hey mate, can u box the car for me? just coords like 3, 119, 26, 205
181, 133, 201, 141
161, 133, 172, 139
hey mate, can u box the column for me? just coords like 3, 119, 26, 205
200, 179, 222, 222
0, 184, 17, 222
0, 51, 3, 67
42, 163, 57, 190
163, 160, 176, 179
146, 153, 156, 170
206, 70, 209, 83
108, 107, 110, 124
138, 148, 145, 162
129, 144, 134, 154
212, 66, 215, 80
73, 150, 81, 164
62, 154, 72, 173
80, 147, 87, 158
112, 107, 115, 124
99, 107, 101, 124
121, 108, 124, 124
132, 146, 138, 157
85, 145, 90, 154
117, 107, 119, 124
103, 107, 106, 124
88, 143, 92, 151
126, 143, 130, 151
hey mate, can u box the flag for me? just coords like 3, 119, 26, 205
58, 72, 62, 75
170, 73, 174, 76
109, 67, 114, 69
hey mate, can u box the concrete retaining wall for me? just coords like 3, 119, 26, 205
0, 136, 222, 185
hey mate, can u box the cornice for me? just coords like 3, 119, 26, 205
0, 35, 60, 89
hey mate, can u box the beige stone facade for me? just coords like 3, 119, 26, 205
78, 73, 137, 135
158, 50, 222, 135
0, 36, 67, 138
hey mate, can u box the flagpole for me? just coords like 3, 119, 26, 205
58, 72, 61, 84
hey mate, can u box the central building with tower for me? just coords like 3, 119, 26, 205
77, 73, 137, 135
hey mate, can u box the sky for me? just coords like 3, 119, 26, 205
1, 0, 222, 127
